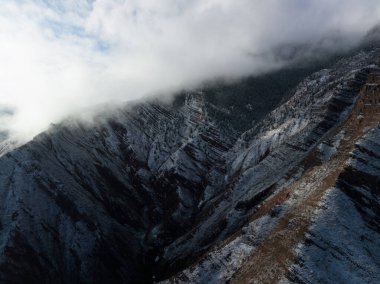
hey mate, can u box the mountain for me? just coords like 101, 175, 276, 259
0, 46, 379, 283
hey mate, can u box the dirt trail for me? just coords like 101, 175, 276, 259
230, 74, 380, 284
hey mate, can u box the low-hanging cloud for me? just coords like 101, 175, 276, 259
1, 0, 380, 142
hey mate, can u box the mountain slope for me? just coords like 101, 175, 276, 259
164, 54, 380, 283
0, 47, 379, 283
283, 125, 380, 284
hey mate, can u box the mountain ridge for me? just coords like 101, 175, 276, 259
0, 47, 379, 283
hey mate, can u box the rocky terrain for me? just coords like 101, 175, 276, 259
0, 46, 379, 284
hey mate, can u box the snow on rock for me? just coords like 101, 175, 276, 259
0, 47, 379, 283
283, 125, 380, 284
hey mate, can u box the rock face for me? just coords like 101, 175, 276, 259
283, 126, 380, 284
160, 50, 380, 284
281, 74, 380, 284
0, 47, 379, 284
0, 95, 233, 283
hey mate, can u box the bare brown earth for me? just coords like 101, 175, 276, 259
230, 74, 380, 284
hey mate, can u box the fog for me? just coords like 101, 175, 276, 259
0, 0, 380, 142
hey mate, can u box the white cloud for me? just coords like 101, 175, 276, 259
0, 0, 379, 142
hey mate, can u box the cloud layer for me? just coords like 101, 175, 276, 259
1, 0, 380, 141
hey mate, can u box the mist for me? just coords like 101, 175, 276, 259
1, 0, 380, 142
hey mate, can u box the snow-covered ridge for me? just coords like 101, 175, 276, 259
164, 54, 380, 283
0, 48, 379, 283
158, 50, 378, 275
283, 125, 380, 284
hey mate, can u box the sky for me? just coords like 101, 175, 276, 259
0, 0, 380, 142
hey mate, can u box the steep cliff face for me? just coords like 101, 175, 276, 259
0, 47, 379, 283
